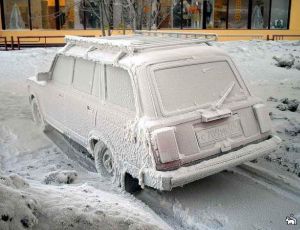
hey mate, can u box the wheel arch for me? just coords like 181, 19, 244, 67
29, 92, 38, 104
87, 131, 116, 157
88, 131, 141, 193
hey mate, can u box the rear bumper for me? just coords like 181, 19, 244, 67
143, 135, 282, 191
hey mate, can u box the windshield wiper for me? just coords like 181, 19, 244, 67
212, 81, 235, 110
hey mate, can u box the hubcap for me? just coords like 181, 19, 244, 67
102, 149, 113, 174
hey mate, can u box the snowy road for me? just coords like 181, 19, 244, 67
137, 169, 300, 230
1, 41, 300, 229
46, 127, 300, 230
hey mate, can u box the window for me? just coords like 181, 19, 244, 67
73, 59, 95, 94
189, 0, 203, 29
105, 66, 135, 111
92, 64, 101, 97
30, 0, 57, 29
213, 0, 228, 29
158, 0, 173, 28
60, 0, 85, 29
173, 0, 182, 28
0, 0, 292, 31
145, 0, 174, 29
270, 0, 290, 29
52, 56, 74, 85
154, 61, 244, 113
251, 0, 270, 29
3, 0, 30, 29
180, 0, 228, 29
85, 1, 101, 29
228, 0, 249, 29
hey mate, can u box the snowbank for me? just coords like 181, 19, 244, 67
0, 172, 169, 230
0, 174, 39, 230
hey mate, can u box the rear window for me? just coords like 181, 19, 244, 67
153, 61, 245, 114
105, 66, 135, 111
52, 56, 74, 85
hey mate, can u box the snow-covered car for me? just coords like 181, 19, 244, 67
27, 34, 281, 192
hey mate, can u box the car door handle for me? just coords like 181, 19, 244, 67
87, 105, 94, 111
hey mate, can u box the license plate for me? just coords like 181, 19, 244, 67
196, 120, 242, 147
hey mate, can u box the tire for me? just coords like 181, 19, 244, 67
31, 98, 50, 132
94, 141, 115, 178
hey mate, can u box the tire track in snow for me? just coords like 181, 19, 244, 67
45, 128, 97, 173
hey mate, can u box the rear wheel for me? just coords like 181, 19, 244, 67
94, 141, 115, 178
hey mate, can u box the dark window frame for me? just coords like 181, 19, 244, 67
0, 0, 293, 31
0, 0, 5, 30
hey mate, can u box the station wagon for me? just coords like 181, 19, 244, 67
27, 33, 281, 192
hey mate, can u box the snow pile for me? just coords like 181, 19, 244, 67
0, 171, 169, 230
273, 54, 295, 68
0, 174, 39, 230
44, 170, 78, 185
269, 97, 300, 112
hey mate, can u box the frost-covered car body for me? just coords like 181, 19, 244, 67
27, 35, 281, 191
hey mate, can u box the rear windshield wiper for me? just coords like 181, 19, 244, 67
212, 81, 235, 110
201, 82, 235, 122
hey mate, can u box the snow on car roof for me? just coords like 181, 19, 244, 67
59, 35, 228, 67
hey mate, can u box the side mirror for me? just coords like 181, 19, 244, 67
36, 72, 50, 81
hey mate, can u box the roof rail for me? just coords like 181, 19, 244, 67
135, 30, 218, 41
65, 35, 137, 54
64, 32, 217, 57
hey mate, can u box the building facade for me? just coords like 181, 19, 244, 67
0, 0, 299, 41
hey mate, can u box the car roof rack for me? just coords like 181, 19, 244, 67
64, 31, 217, 56
135, 30, 218, 41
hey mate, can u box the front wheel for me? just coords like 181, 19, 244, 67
31, 98, 50, 132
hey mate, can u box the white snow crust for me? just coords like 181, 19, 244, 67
0, 39, 300, 229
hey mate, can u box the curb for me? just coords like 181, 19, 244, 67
239, 162, 300, 196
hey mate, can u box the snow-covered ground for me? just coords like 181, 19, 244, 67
215, 40, 300, 178
0, 40, 300, 230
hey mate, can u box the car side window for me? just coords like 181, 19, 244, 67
105, 65, 135, 111
73, 59, 95, 94
92, 64, 101, 97
52, 55, 74, 85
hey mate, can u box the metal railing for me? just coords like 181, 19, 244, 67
1, 32, 299, 51
218, 34, 266, 40
17, 35, 96, 50
272, 34, 300, 40
135, 30, 218, 41
0, 36, 8, 51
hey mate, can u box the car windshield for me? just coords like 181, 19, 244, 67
153, 61, 246, 114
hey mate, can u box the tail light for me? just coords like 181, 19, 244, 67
253, 104, 272, 133
151, 127, 181, 171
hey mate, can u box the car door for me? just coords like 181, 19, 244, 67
42, 55, 74, 130
64, 59, 100, 146
96, 65, 137, 160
